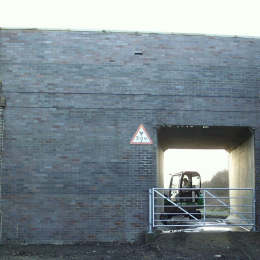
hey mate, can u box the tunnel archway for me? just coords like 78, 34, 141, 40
157, 125, 255, 228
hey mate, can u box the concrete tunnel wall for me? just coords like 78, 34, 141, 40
230, 135, 255, 189
0, 29, 260, 243
229, 135, 255, 223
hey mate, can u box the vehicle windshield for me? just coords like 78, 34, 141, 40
181, 172, 200, 188
192, 175, 200, 188
170, 175, 180, 189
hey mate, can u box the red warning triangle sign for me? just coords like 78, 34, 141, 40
130, 124, 153, 144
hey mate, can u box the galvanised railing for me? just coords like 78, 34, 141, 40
148, 188, 255, 233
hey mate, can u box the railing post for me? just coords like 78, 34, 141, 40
148, 188, 153, 233
253, 189, 256, 231
203, 189, 206, 225
152, 188, 155, 228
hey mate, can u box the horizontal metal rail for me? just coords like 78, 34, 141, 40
153, 222, 255, 228
154, 196, 252, 199
155, 188, 253, 190
155, 205, 252, 208
149, 187, 255, 232
154, 219, 255, 222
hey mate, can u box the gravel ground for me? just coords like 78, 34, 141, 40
0, 232, 259, 259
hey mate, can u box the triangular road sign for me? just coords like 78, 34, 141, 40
130, 124, 153, 144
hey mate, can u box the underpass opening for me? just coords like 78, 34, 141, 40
156, 126, 255, 231
163, 149, 229, 188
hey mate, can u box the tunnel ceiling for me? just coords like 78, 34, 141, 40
158, 126, 253, 151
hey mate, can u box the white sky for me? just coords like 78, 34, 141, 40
164, 149, 229, 186
1, 0, 260, 37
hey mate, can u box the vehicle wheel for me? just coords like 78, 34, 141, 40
188, 210, 201, 219
160, 214, 170, 225
196, 210, 202, 219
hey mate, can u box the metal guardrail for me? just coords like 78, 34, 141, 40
148, 188, 255, 233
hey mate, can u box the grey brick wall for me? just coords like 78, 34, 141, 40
0, 29, 259, 243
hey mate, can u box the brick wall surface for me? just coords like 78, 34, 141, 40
0, 29, 259, 243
